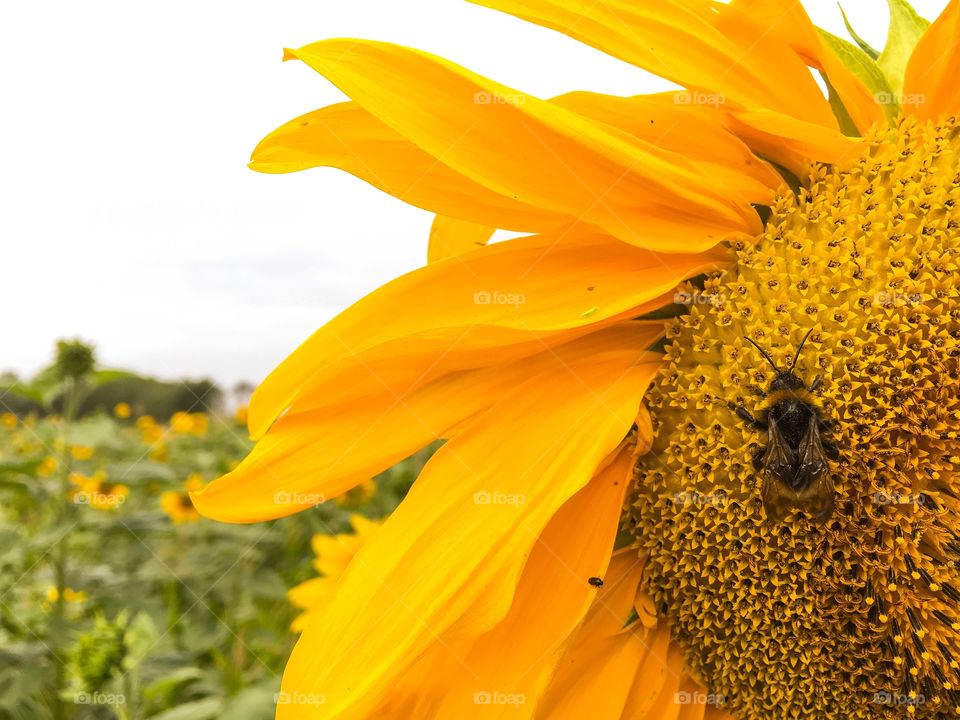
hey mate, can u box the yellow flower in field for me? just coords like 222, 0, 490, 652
1, 412, 16, 428
193, 1, 960, 718
137, 415, 164, 444
69, 470, 125, 510
161, 474, 205, 524
289, 514, 381, 632
68, 471, 91, 489
46, 586, 88, 604
91, 483, 127, 510
114, 402, 131, 419
70, 445, 94, 461
233, 405, 249, 425
37, 456, 58, 478
149, 442, 168, 463
170, 411, 209, 436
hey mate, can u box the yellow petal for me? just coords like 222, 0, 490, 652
348, 513, 380, 538
534, 550, 647, 718
252, 103, 567, 233
275, 343, 662, 719
288, 577, 337, 632
551, 91, 783, 204
726, 110, 861, 178
618, 627, 681, 719
903, 0, 960, 121
471, 0, 835, 127
283, 40, 760, 249
728, 0, 886, 134
244, 229, 726, 440
288, 576, 335, 610
427, 215, 494, 263
427, 441, 634, 718
194, 323, 664, 523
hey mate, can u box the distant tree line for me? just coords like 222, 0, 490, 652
0, 340, 225, 420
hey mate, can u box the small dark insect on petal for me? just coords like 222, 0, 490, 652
588, 576, 604, 588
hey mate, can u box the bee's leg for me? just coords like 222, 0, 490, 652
823, 439, 840, 460
818, 417, 838, 432
750, 385, 767, 398
728, 402, 766, 430
752, 446, 766, 471
809, 375, 823, 392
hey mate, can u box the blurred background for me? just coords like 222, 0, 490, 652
0, 0, 949, 718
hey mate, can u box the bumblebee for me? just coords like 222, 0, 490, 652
730, 330, 838, 523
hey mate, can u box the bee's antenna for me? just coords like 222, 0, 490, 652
742, 336, 783, 375
788, 329, 814, 374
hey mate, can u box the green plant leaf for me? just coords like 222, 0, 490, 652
838, 3, 880, 58
124, 611, 160, 668
149, 697, 224, 720
817, 29, 898, 123
878, 0, 930, 93
821, 71, 861, 137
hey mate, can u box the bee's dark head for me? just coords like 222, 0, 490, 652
743, 330, 815, 390
769, 372, 805, 392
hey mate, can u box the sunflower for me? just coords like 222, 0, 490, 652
161, 473, 205, 524
193, 1, 960, 717
288, 514, 381, 633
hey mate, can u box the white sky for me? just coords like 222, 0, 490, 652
2, 0, 948, 389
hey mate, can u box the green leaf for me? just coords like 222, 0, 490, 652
142, 667, 205, 705
821, 72, 861, 137
124, 611, 159, 669
878, 0, 930, 94
817, 29, 898, 123
148, 697, 223, 720
838, 4, 880, 59
219, 686, 279, 720
92, 368, 139, 386
0, 457, 42, 476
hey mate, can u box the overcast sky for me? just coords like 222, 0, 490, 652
3, 0, 948, 389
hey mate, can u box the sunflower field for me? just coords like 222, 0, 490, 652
0, 347, 428, 719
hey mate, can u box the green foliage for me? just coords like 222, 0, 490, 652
78, 379, 222, 421
0, 411, 430, 719
821, 0, 933, 126
878, 0, 930, 94
0, 336, 223, 421
54, 341, 96, 382
816, 29, 898, 123
67, 614, 127, 695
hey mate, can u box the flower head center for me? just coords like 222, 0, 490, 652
631, 116, 960, 719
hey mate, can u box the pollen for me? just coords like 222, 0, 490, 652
630, 116, 960, 719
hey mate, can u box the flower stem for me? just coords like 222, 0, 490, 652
52, 377, 78, 720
